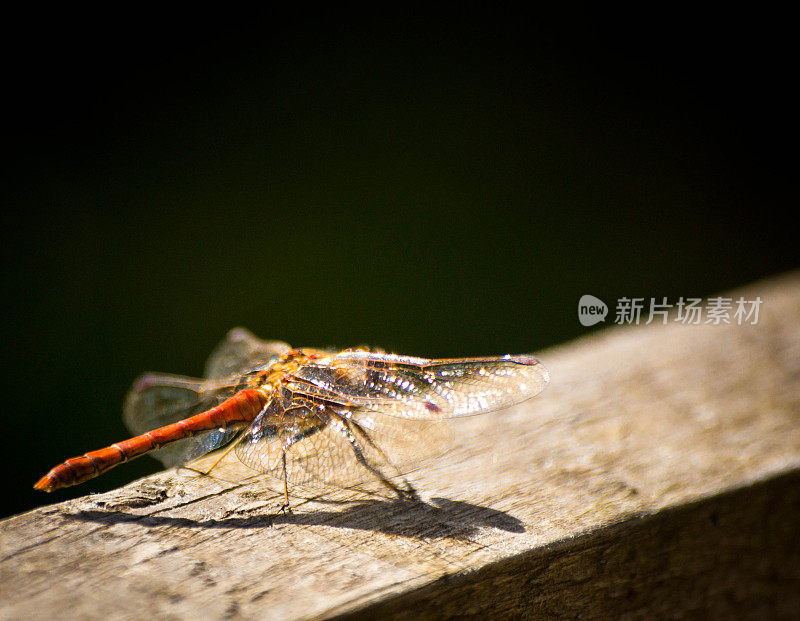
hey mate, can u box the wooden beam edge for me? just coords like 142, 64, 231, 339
332, 467, 800, 619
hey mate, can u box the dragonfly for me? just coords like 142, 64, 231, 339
35, 328, 549, 506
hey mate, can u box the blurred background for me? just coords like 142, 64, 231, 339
1, 7, 795, 518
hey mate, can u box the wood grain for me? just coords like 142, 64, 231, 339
2, 271, 799, 619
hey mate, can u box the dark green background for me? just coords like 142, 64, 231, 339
2, 8, 795, 518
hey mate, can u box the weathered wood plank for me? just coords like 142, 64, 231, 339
2, 271, 799, 619
336, 470, 800, 619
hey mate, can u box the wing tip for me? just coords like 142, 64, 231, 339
132, 373, 158, 392
506, 354, 541, 365
226, 326, 256, 342
508, 354, 551, 389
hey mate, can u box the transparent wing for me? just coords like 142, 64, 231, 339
287, 351, 550, 420
347, 409, 452, 469
234, 387, 441, 487
123, 327, 290, 468
204, 327, 290, 379
235, 388, 330, 484
288, 417, 403, 487
123, 373, 243, 467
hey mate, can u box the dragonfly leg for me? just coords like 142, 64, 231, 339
281, 408, 327, 513
273, 418, 327, 512
279, 451, 291, 514
347, 418, 418, 501
337, 420, 416, 501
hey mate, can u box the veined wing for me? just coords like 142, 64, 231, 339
235, 386, 434, 487
122, 328, 289, 468
123, 373, 247, 467
286, 351, 549, 420
235, 386, 334, 485
204, 327, 290, 379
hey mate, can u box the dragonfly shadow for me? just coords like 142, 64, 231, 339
66, 496, 524, 541
276, 496, 525, 540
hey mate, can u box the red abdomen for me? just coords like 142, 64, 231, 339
34, 388, 268, 492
